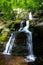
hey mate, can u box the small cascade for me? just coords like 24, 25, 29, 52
19, 20, 36, 62
29, 11, 33, 20
3, 33, 15, 55
3, 21, 24, 55
24, 31, 36, 62
19, 21, 23, 31
22, 19, 36, 62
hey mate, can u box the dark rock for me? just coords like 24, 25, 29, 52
33, 26, 43, 56
0, 43, 4, 52
12, 32, 28, 56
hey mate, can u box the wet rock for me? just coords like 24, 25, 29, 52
33, 26, 43, 56
12, 32, 28, 56
0, 43, 4, 52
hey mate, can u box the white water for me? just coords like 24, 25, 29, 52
3, 20, 23, 55
29, 12, 33, 20
19, 20, 23, 31
19, 20, 36, 62
3, 33, 15, 55
23, 12, 36, 62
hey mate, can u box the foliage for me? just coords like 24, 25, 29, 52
12, 0, 43, 9
0, 0, 43, 20
0, 0, 12, 20
0, 31, 8, 42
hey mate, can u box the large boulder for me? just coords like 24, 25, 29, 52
12, 32, 28, 56
33, 24, 43, 56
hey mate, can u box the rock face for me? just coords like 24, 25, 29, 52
33, 26, 43, 56
12, 32, 28, 56
0, 42, 4, 52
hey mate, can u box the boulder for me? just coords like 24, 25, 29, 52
33, 24, 43, 56
12, 32, 28, 56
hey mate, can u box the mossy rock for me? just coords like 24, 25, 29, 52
0, 44, 4, 52
0, 31, 8, 42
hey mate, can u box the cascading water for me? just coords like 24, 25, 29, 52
23, 11, 36, 62
19, 20, 36, 62
3, 11, 36, 62
3, 20, 23, 55
29, 11, 33, 20
3, 33, 15, 55
19, 20, 23, 31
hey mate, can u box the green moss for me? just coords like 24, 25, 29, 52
15, 19, 21, 23
0, 32, 8, 42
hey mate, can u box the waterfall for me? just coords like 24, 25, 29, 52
23, 20, 36, 62
29, 12, 33, 20
3, 33, 15, 55
3, 15, 36, 62
3, 20, 23, 55
19, 21, 23, 31
18, 20, 36, 62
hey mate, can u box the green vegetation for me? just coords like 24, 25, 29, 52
0, 0, 43, 20
0, 0, 43, 42
0, 28, 9, 42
